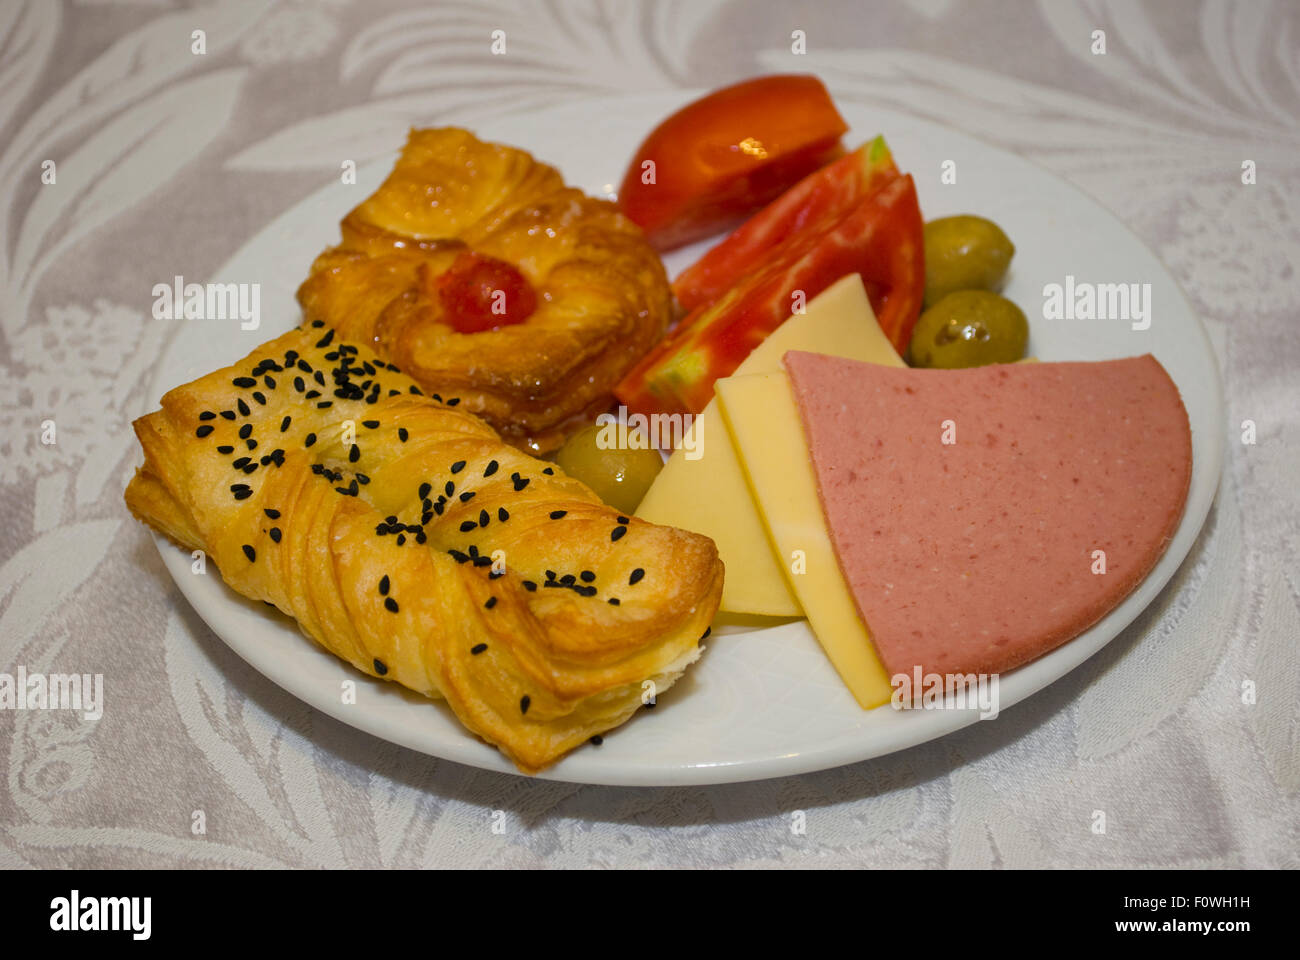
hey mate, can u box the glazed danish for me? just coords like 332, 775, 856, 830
125, 323, 722, 772
297, 128, 674, 454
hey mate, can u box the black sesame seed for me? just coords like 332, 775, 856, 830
444, 481, 455, 497
450, 460, 466, 474
459, 491, 475, 503
316, 401, 332, 409
238, 424, 252, 439
519, 695, 530, 715
280, 416, 291, 432
362, 420, 379, 429
478, 509, 489, 527
195, 425, 214, 438
384, 597, 399, 613
447, 397, 459, 406
513, 477, 529, 491
294, 376, 305, 392
398, 428, 409, 442
263, 376, 276, 389
304, 433, 316, 447
471, 643, 488, 655
242, 544, 256, 562
590, 735, 603, 745
264, 508, 280, 519
580, 570, 595, 582
549, 510, 567, 520
542, 467, 554, 475
522, 581, 537, 591
355, 473, 370, 485
617, 516, 630, 524
315, 329, 334, 348
459, 520, 477, 533
373, 658, 387, 675
608, 598, 620, 606
252, 391, 266, 405
560, 574, 576, 586
237, 398, 250, 416
418, 482, 431, 499
629, 568, 645, 585
269, 527, 282, 543
216, 445, 234, 454
233, 457, 251, 469
199, 411, 216, 421
498, 508, 509, 522
484, 597, 497, 609
378, 575, 390, 595
232, 376, 256, 388
305, 389, 320, 399
545, 570, 556, 580
349, 444, 360, 463
611, 526, 627, 542
246, 438, 257, 450
483, 460, 498, 477
220, 410, 236, 420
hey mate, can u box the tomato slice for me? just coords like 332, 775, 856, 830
432, 251, 537, 333
617, 75, 848, 252
615, 174, 924, 417
673, 136, 898, 311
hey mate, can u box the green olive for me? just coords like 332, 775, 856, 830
923, 215, 1015, 307
553, 423, 663, 514
908, 290, 1029, 369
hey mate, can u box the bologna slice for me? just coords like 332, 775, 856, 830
784, 351, 1193, 679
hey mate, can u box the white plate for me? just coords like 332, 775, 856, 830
150, 92, 1224, 786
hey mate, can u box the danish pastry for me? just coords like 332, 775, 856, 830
297, 128, 674, 455
125, 322, 723, 772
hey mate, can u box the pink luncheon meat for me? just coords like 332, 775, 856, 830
783, 351, 1192, 679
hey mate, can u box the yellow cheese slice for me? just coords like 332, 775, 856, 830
635, 274, 903, 616
715, 369, 894, 709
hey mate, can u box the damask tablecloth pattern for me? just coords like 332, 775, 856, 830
0, 0, 1296, 868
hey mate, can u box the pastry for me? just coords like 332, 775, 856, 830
125, 322, 723, 773
297, 128, 674, 455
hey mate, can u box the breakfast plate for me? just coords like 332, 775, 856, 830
148, 91, 1223, 786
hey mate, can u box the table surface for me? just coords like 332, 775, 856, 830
0, 0, 1296, 869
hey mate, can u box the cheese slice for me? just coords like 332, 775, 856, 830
636, 274, 903, 616
715, 369, 894, 709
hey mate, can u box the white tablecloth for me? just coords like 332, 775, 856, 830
1, 0, 1296, 868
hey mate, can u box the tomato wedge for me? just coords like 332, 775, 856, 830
674, 136, 899, 311
617, 75, 848, 251
616, 174, 924, 417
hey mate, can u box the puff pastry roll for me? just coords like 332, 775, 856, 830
125, 323, 722, 772
297, 128, 675, 454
